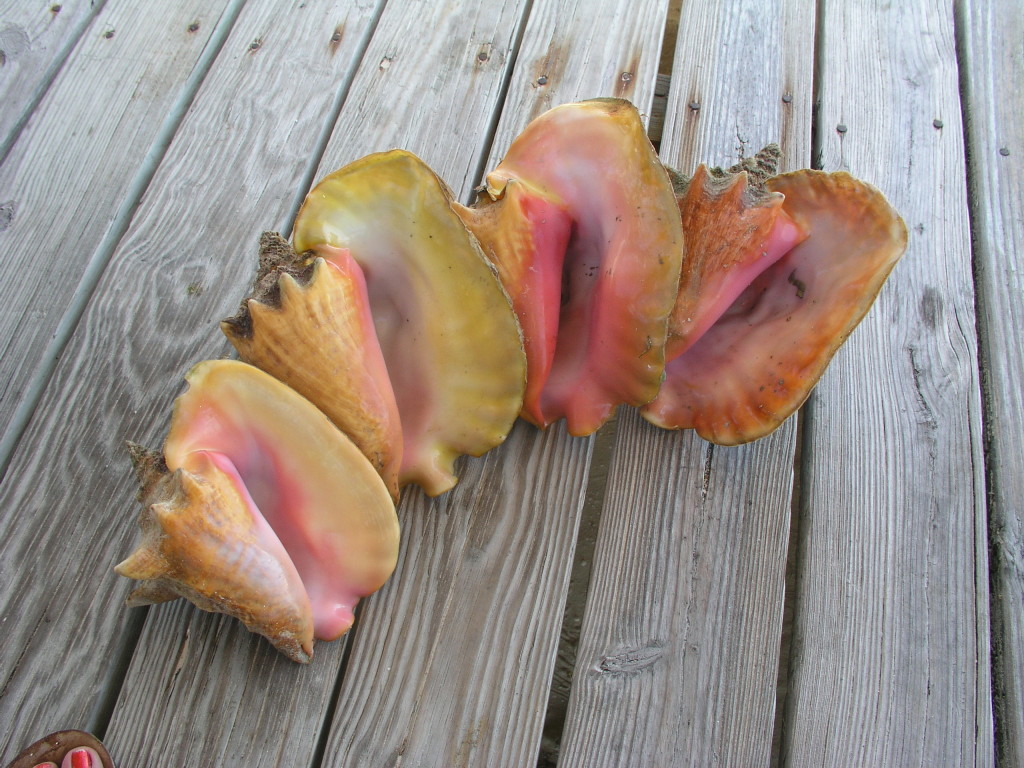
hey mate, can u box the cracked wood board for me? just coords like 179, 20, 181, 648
319, 0, 673, 764
781, 0, 994, 764
558, 1, 815, 764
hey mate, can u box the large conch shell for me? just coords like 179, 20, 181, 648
644, 156, 908, 444
115, 360, 399, 663
455, 98, 684, 436
292, 150, 526, 497
222, 232, 402, 500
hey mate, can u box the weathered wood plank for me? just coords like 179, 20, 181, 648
0, 0, 234, 460
309, 0, 530, 203
958, 0, 1024, 763
781, 1, 993, 765
0, 0, 103, 161
320, 0, 673, 764
0, 2, 383, 764
558, 1, 815, 764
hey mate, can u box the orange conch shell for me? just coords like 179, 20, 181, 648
222, 232, 402, 500
116, 360, 399, 662
116, 446, 315, 662
644, 169, 908, 444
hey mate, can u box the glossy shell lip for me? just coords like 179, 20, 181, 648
293, 149, 527, 496
4, 730, 114, 768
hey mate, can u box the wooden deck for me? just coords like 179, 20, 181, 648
0, 0, 1018, 765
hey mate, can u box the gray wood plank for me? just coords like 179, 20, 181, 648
320, 0, 673, 764
0, 0, 235, 460
781, 1, 993, 765
0, 1, 383, 764
958, 0, 1024, 763
0, 0, 103, 161
309, 0, 530, 203
558, 1, 815, 764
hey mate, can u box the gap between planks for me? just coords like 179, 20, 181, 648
307, 0, 538, 758
953, 0, 1023, 763
535, 1, 680, 759
0, 0, 109, 165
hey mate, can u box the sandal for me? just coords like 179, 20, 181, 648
4, 731, 113, 768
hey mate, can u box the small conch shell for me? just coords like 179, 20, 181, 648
455, 98, 684, 435
222, 232, 402, 500
292, 150, 526, 497
115, 360, 400, 662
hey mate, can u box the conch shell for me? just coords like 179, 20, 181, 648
292, 150, 526, 497
644, 156, 908, 444
455, 98, 684, 436
115, 360, 399, 662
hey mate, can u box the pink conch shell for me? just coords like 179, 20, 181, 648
115, 360, 399, 662
643, 169, 908, 444
222, 232, 402, 500
455, 98, 684, 436
292, 150, 526, 497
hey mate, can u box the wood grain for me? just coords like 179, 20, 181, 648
0, 1, 382, 764
0, 0, 232, 453
0, 0, 102, 160
320, 0, 674, 764
558, 2, 815, 764
309, 0, 530, 202
780, 1, 993, 765
958, 0, 1024, 763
